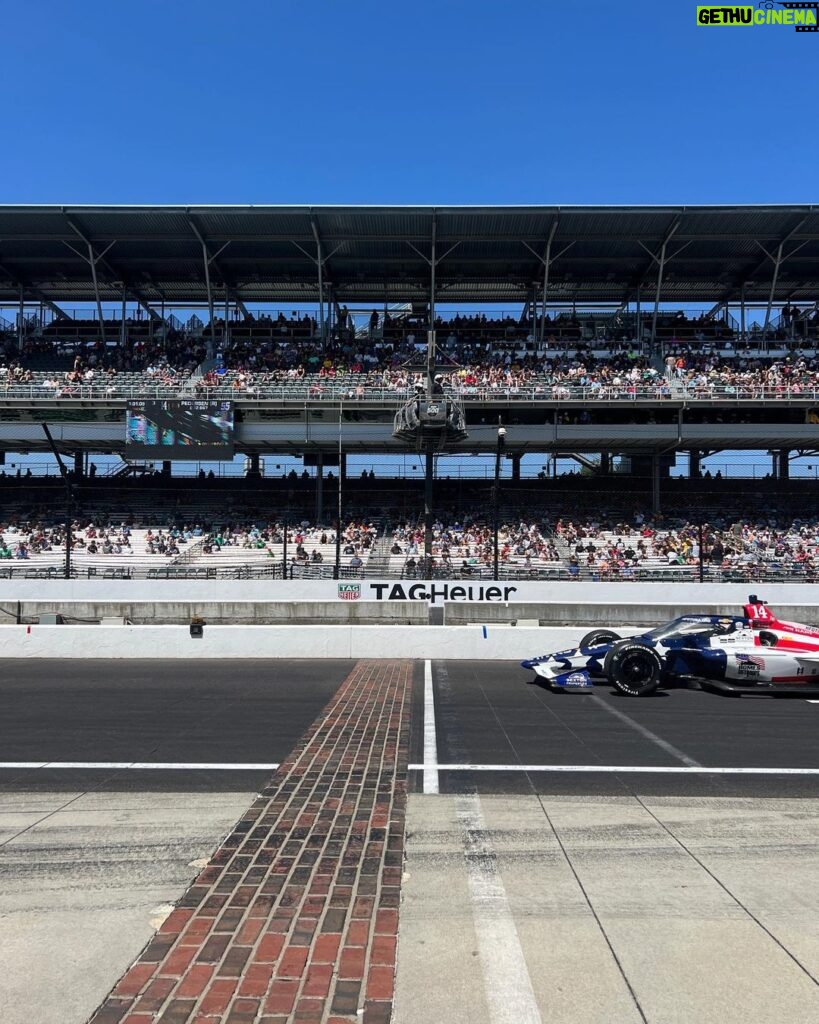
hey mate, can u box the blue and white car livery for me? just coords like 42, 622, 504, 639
522, 599, 819, 697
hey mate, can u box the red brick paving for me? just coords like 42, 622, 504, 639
88, 660, 412, 1024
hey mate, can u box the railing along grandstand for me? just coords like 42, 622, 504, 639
5, 377, 819, 404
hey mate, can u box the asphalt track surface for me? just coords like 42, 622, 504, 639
3, 655, 819, 796
0, 659, 353, 793
421, 660, 819, 797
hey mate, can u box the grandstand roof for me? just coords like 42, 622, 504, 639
0, 204, 817, 306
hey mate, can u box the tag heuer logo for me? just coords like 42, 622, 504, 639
338, 583, 361, 601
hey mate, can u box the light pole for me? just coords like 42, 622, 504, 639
493, 422, 506, 582
334, 401, 343, 579
41, 423, 74, 579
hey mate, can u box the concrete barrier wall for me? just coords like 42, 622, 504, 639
0, 624, 576, 660
445, 601, 819, 627
3, 601, 428, 626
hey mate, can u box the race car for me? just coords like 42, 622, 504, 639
522, 596, 819, 697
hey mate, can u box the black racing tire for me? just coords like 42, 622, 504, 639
604, 639, 663, 697
579, 628, 621, 649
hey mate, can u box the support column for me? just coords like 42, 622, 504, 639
340, 452, 347, 481
246, 453, 261, 478
511, 454, 521, 481
740, 283, 746, 339
87, 242, 106, 344
121, 287, 127, 347
779, 449, 790, 481
763, 244, 784, 338
17, 287, 25, 352
424, 451, 434, 571
651, 244, 668, 351
427, 218, 437, 391
201, 241, 215, 358
317, 239, 325, 346
539, 220, 558, 346
73, 452, 83, 478
651, 455, 661, 513
689, 450, 701, 479
162, 461, 172, 477
315, 453, 324, 523
599, 452, 611, 475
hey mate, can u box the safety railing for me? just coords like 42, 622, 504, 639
1, 561, 818, 583
2, 382, 819, 403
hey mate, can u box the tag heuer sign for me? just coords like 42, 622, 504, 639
338, 583, 362, 601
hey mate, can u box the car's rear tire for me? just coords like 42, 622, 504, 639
579, 628, 621, 649
604, 640, 663, 697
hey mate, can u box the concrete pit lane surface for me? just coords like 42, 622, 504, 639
2, 658, 819, 1023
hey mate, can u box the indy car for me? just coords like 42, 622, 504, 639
522, 596, 819, 697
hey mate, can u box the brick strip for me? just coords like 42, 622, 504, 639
89, 659, 412, 1024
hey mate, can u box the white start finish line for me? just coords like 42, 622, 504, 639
409, 763, 819, 775
0, 762, 280, 771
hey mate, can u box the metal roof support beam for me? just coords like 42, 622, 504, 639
63, 215, 124, 340
31, 291, 70, 320
540, 220, 558, 345
650, 237, 672, 351
636, 219, 688, 348
740, 282, 746, 338
188, 215, 233, 354
121, 285, 127, 346
310, 218, 326, 345
18, 284, 24, 352
406, 219, 460, 391
200, 238, 216, 355
736, 211, 813, 310
297, 222, 342, 345
762, 243, 784, 338
87, 241, 107, 342
752, 236, 811, 338
62, 236, 115, 341
522, 223, 574, 345
429, 217, 436, 386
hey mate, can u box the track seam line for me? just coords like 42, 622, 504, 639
506, 678, 649, 1021
589, 694, 701, 767
633, 793, 819, 989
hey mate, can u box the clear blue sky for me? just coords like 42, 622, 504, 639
2, 0, 816, 206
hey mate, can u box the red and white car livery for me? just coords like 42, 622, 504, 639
522, 596, 819, 697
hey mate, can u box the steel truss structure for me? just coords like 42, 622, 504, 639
0, 204, 817, 312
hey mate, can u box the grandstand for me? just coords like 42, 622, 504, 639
1, 204, 819, 582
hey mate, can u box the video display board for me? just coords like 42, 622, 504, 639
126, 400, 234, 459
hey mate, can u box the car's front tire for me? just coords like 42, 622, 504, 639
604, 640, 663, 697
579, 628, 621, 649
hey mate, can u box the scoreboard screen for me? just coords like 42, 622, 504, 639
126, 400, 234, 459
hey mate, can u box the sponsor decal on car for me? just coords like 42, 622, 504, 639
736, 652, 765, 677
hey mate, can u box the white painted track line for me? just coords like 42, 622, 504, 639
410, 763, 819, 775
455, 792, 542, 1024
0, 762, 280, 771
423, 659, 439, 794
